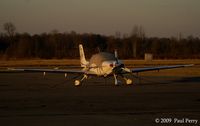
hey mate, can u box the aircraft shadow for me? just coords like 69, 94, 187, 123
134, 76, 200, 86
172, 76, 200, 83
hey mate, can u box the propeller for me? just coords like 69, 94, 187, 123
114, 49, 119, 64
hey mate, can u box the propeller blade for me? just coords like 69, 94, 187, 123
114, 49, 119, 64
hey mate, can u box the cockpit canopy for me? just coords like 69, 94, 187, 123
89, 52, 116, 66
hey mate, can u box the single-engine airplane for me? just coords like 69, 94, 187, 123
9, 44, 193, 86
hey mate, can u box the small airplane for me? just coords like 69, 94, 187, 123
9, 44, 193, 86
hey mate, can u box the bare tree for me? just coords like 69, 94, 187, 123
3, 22, 16, 37
131, 25, 145, 58
131, 25, 145, 39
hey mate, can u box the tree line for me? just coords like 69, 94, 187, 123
0, 23, 200, 59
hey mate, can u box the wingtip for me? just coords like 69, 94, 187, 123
7, 67, 15, 70
185, 64, 194, 67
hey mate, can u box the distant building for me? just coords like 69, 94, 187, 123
145, 53, 153, 61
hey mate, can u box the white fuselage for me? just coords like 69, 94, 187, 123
81, 51, 124, 77
88, 60, 123, 76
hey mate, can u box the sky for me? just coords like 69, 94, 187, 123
0, 0, 200, 37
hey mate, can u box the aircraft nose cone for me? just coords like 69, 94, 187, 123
115, 63, 124, 68
112, 63, 125, 73
110, 64, 114, 67
113, 61, 124, 67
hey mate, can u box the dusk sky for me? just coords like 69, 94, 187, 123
0, 0, 200, 37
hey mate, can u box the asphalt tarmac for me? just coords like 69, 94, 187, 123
0, 72, 200, 126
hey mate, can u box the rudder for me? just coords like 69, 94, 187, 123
79, 44, 88, 67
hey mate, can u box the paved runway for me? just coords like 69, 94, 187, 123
0, 72, 200, 126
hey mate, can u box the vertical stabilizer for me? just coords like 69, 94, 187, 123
79, 44, 88, 67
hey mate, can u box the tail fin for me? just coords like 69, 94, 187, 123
79, 44, 88, 67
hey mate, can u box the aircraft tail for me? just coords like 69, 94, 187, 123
79, 44, 88, 67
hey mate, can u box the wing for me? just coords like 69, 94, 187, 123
13, 68, 85, 73
5, 67, 98, 75
131, 64, 193, 73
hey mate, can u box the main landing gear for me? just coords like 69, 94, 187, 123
113, 74, 133, 86
74, 74, 88, 86
74, 74, 132, 86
